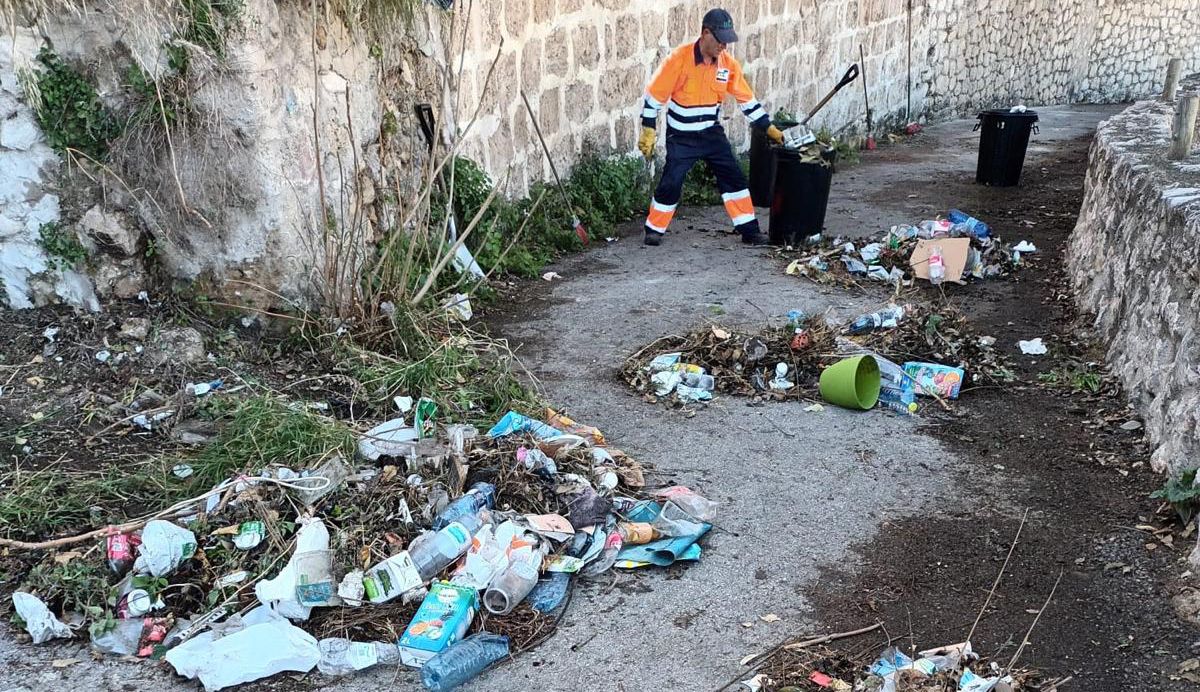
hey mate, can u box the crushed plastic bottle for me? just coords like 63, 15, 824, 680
947, 209, 990, 239
317, 638, 400, 676
420, 633, 511, 692
526, 573, 571, 613
409, 523, 475, 582
929, 245, 946, 285
431, 483, 496, 531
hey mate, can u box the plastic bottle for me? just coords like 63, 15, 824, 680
947, 209, 990, 239
317, 638, 400, 676
929, 245, 945, 285
431, 482, 496, 531
483, 544, 545, 615
682, 372, 715, 391
409, 523, 474, 582
420, 633, 511, 692
848, 306, 906, 335
526, 573, 571, 613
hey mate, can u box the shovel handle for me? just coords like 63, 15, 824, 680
803, 64, 861, 124
835, 63, 860, 90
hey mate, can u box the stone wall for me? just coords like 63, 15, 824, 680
4, 0, 1200, 310
1067, 87, 1200, 475
453, 0, 1200, 191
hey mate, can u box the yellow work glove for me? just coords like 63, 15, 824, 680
767, 124, 785, 145
638, 126, 657, 159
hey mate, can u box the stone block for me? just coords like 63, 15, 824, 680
0, 111, 42, 152
545, 26, 570, 78
565, 82, 596, 124
573, 24, 600, 68
521, 37, 543, 94
78, 205, 139, 257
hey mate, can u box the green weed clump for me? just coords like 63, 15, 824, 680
37, 222, 88, 269
1152, 469, 1200, 525
189, 395, 357, 486
31, 48, 119, 159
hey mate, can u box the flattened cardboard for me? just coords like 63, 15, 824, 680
909, 238, 970, 284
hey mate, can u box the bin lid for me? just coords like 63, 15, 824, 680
978, 108, 1039, 120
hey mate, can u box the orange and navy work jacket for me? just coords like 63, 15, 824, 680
642, 42, 770, 134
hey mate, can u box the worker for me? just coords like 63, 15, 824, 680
638, 8, 784, 247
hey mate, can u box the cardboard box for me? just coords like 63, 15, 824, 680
398, 581, 477, 667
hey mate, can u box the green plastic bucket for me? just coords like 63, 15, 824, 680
819, 356, 882, 410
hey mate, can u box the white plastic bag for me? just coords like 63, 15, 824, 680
133, 520, 197, 577
164, 606, 320, 691
255, 518, 340, 619
12, 592, 72, 644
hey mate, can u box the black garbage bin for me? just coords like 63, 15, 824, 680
749, 118, 798, 207
768, 147, 837, 246
749, 127, 774, 207
975, 109, 1039, 187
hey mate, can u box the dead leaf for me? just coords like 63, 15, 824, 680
26, 376, 44, 388
759, 613, 781, 623
51, 659, 79, 668
53, 551, 82, 565
739, 653, 760, 666
741, 621, 753, 628
1146, 542, 1158, 551
1180, 658, 1200, 673
712, 327, 731, 340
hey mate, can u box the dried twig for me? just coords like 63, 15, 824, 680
1004, 570, 1064, 675
966, 507, 1030, 643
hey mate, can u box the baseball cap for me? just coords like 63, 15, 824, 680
702, 8, 738, 44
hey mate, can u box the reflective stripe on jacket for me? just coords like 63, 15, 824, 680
642, 42, 770, 134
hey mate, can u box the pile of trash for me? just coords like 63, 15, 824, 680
620, 313, 838, 404
622, 303, 1011, 413
783, 209, 1037, 287
746, 640, 1067, 692
8, 407, 718, 690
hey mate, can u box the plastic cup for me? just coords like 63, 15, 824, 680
819, 356, 882, 410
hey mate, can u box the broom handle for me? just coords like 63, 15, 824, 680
521, 90, 577, 216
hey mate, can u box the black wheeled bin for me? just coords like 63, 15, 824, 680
975, 109, 1039, 186
768, 147, 837, 246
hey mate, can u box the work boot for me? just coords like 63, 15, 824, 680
741, 229, 769, 246
644, 230, 664, 246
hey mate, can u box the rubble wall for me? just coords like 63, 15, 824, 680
455, 0, 1200, 192
1067, 90, 1200, 475
0, 0, 444, 310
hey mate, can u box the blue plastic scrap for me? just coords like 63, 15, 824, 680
486, 411, 561, 440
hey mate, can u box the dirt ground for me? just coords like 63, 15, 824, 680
807, 123, 1198, 689
2, 104, 1196, 691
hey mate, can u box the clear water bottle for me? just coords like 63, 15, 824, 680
431, 482, 496, 531
848, 306, 906, 334
326, 641, 399, 674
929, 245, 945, 285
421, 633, 510, 691
409, 523, 474, 582
947, 209, 990, 239
318, 638, 400, 676
483, 545, 544, 615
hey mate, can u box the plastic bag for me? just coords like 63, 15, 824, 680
255, 518, 339, 619
12, 592, 72, 644
133, 520, 197, 577
164, 606, 321, 691
653, 487, 718, 522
